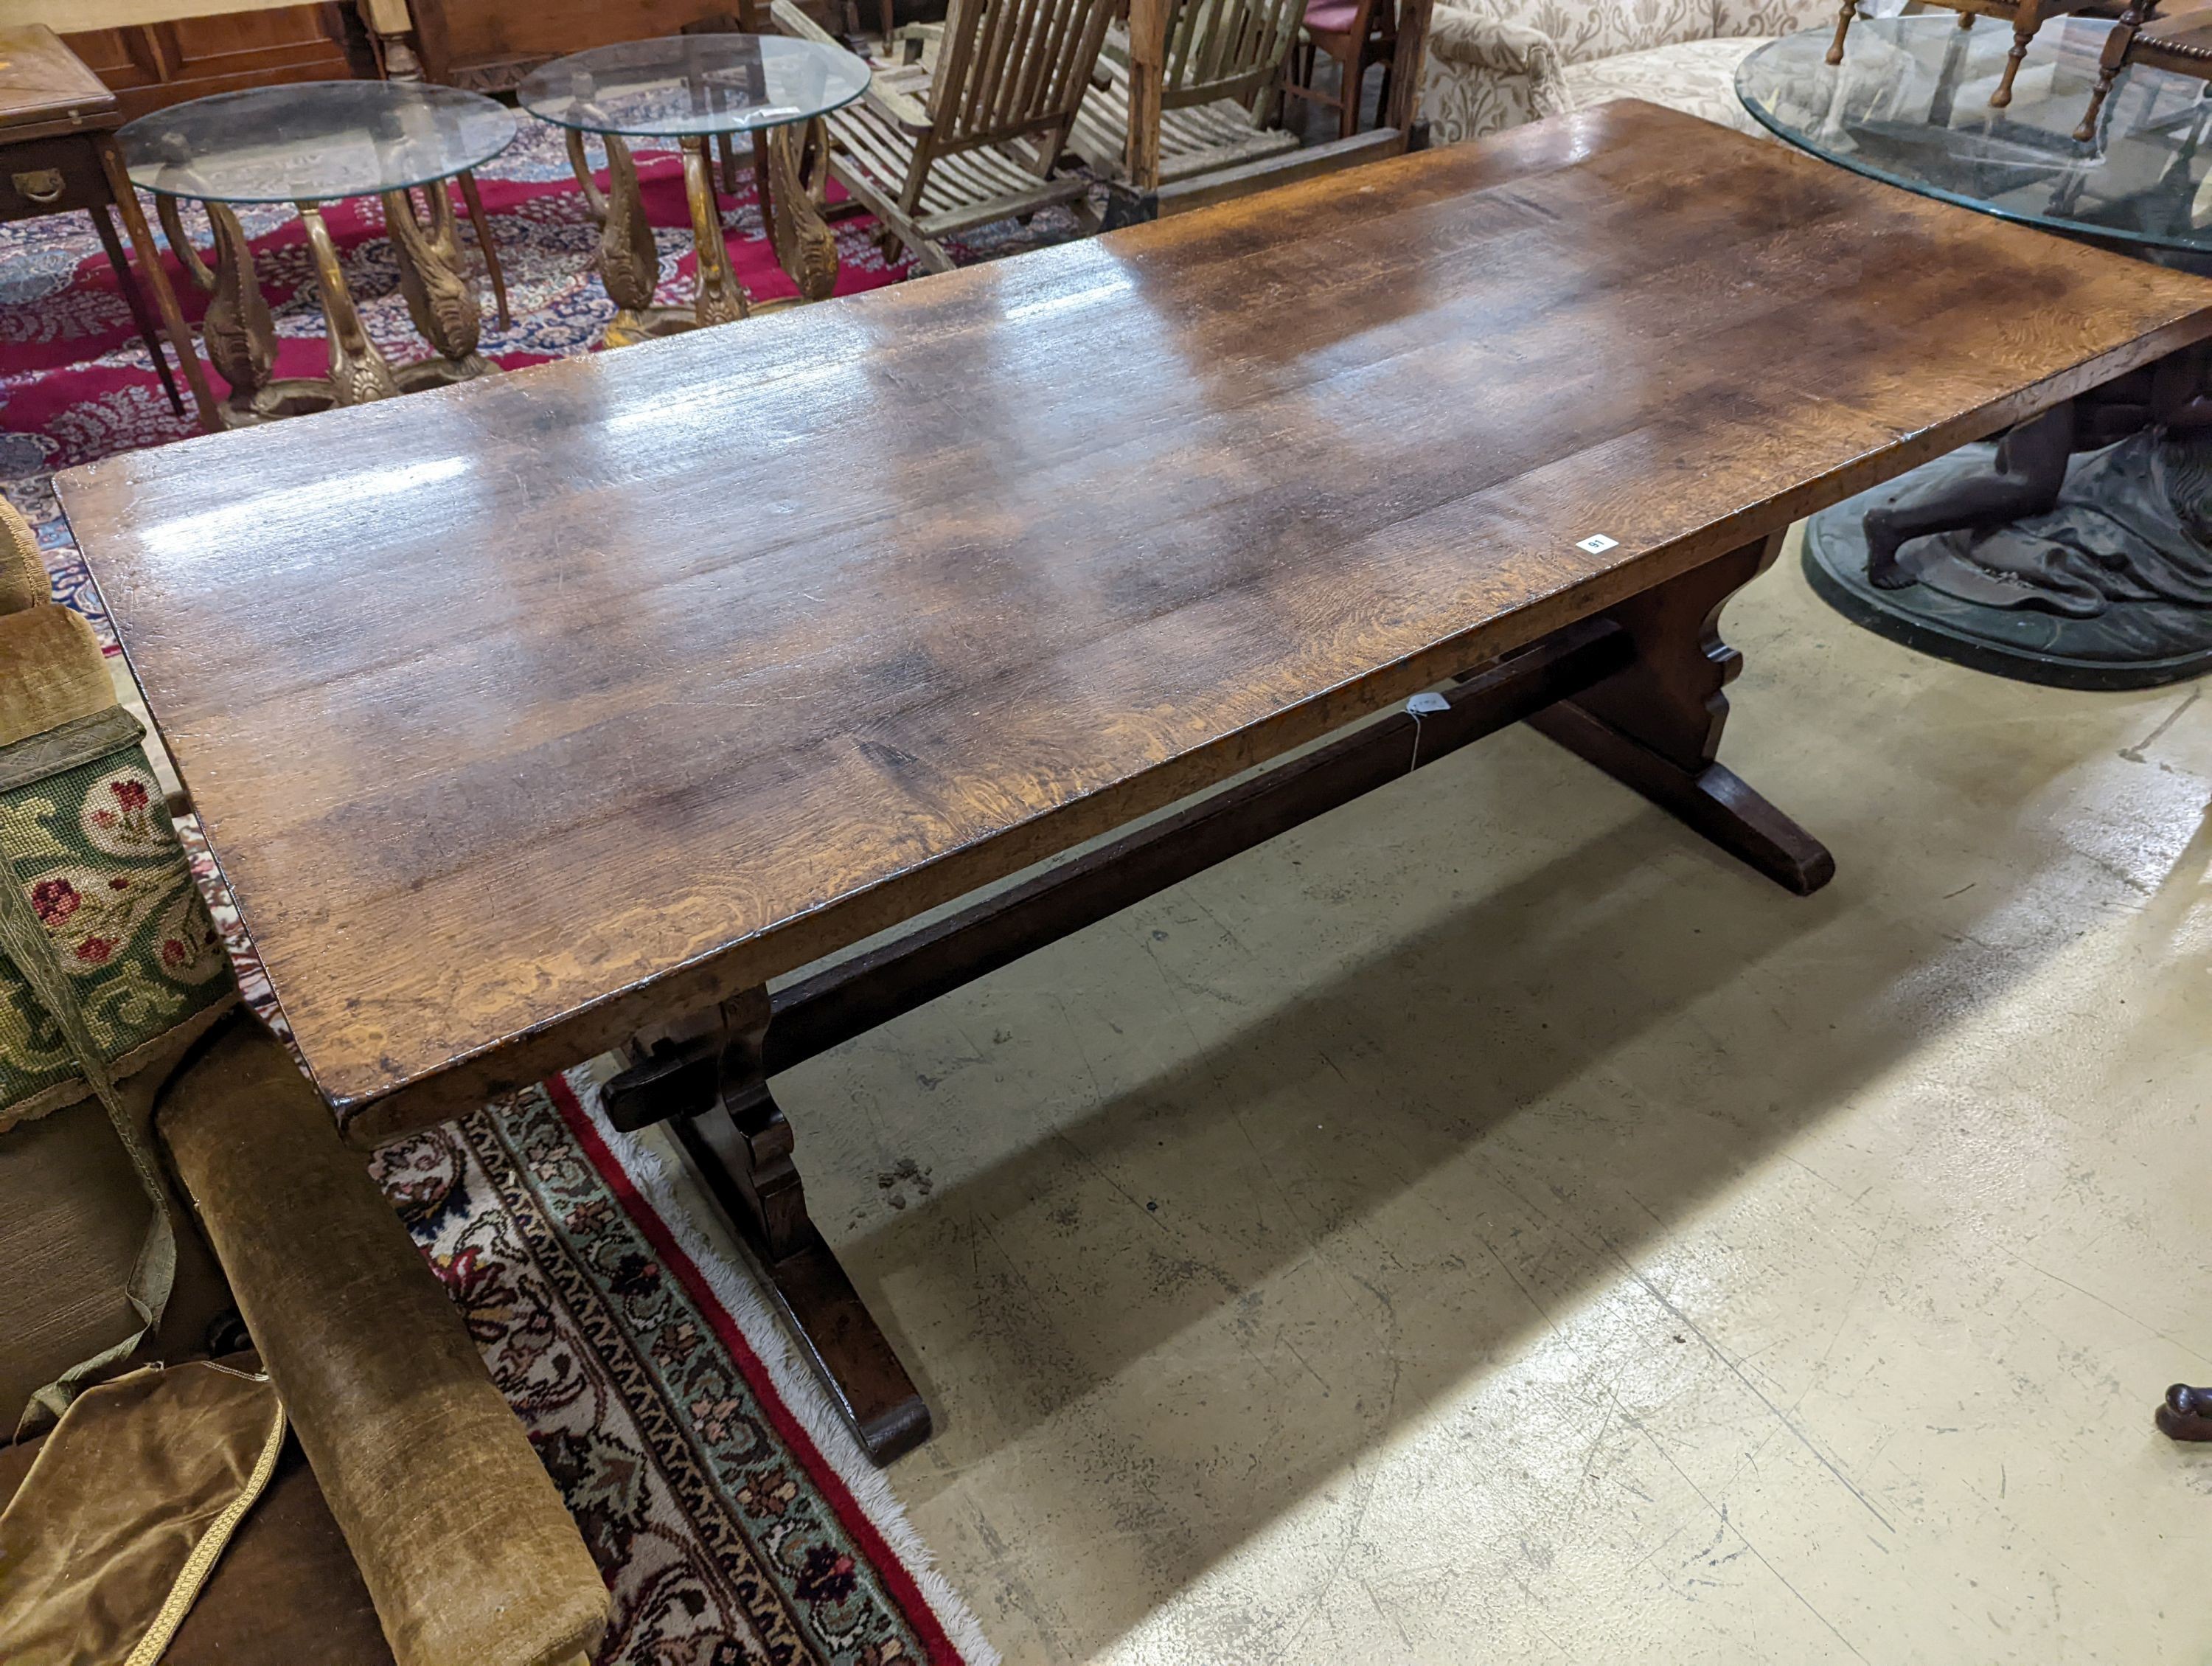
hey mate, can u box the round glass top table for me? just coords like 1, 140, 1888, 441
119, 80, 518, 429
1736, 18, 2212, 687
518, 36, 873, 343
1739, 15, 2212, 259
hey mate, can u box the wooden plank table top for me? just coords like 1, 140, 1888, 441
59, 99, 2212, 1136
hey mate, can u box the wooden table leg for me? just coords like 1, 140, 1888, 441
1526, 531, 1835, 896
454, 168, 511, 330
94, 134, 218, 430
628, 987, 931, 1466
296, 201, 400, 406
88, 201, 184, 416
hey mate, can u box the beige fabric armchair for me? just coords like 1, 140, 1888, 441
1418, 0, 1838, 144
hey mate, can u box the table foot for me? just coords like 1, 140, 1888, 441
2157, 1385, 2212, 1440
619, 987, 932, 1467
1527, 532, 1834, 896
1529, 704, 1834, 895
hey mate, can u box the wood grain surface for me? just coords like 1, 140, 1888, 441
58, 100, 2212, 1122
0, 24, 118, 137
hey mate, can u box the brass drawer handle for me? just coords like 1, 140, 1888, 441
12, 170, 65, 205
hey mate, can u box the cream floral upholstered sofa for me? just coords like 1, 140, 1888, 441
1419, 0, 1843, 145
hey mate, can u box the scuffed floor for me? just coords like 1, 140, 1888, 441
668, 530, 2212, 1662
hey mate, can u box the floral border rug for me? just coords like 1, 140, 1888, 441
371, 1069, 992, 1665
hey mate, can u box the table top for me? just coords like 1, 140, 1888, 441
119, 80, 518, 204
1740, 15, 2212, 256
58, 100, 2212, 1125
0, 24, 116, 141
517, 35, 870, 139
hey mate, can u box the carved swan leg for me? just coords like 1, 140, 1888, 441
383, 181, 493, 384
201, 203, 277, 420
682, 135, 750, 327
296, 201, 400, 408
767, 117, 840, 304
570, 129, 668, 347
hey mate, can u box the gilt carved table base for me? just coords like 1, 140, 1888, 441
567, 123, 840, 350
156, 185, 496, 430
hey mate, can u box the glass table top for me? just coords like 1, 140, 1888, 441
120, 80, 518, 204
516, 35, 871, 139
1739, 15, 2212, 254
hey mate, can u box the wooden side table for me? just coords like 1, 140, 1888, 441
0, 24, 184, 417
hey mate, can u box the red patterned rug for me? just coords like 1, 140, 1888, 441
0, 117, 1034, 1666
372, 1069, 991, 1665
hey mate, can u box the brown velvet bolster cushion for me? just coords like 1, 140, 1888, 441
156, 1018, 609, 1666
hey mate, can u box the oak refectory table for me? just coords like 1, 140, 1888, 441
57, 100, 2212, 1465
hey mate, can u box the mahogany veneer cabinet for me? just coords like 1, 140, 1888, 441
411, 0, 775, 91
65, 5, 374, 122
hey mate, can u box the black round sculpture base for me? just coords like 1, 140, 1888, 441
1804, 453, 2212, 691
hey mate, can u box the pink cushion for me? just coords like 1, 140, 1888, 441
1305, 0, 1360, 29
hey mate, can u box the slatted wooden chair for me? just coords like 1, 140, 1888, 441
1827, 0, 2121, 109
1068, 0, 1309, 184
773, 0, 1116, 272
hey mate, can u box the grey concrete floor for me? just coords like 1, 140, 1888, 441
678, 530, 2212, 1662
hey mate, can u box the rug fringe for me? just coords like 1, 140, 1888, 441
564, 1059, 1003, 1666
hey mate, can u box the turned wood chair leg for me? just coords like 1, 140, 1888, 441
2076, 68, 2121, 140
2076, 0, 2149, 139
1826, 0, 1856, 64
1526, 531, 1834, 896
1991, 24, 2034, 106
